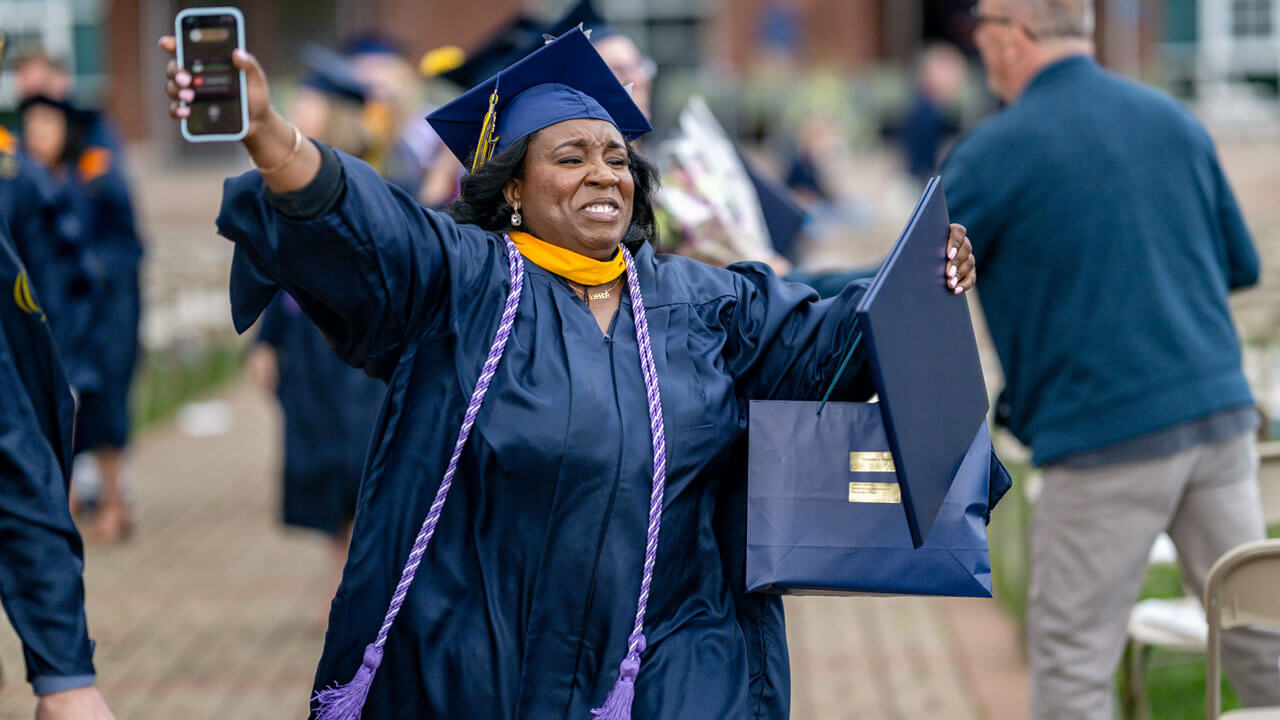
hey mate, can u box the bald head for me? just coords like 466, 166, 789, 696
1020, 0, 1094, 39
973, 0, 1095, 101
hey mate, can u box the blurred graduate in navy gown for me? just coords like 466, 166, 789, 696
19, 94, 143, 544
250, 291, 384, 584
244, 48, 386, 606
0, 103, 94, 372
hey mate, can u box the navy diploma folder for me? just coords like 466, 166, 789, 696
856, 176, 989, 547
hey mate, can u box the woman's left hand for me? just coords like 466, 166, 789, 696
946, 223, 976, 295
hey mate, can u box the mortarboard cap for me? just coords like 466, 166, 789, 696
541, 0, 619, 42
426, 27, 651, 170
856, 177, 989, 547
298, 44, 370, 105
432, 14, 543, 87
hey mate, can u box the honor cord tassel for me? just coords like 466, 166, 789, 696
312, 644, 382, 720
590, 636, 644, 720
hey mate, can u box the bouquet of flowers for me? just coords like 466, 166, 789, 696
654, 96, 776, 266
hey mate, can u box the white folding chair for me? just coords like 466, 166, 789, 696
1206, 539, 1280, 720
1121, 534, 1207, 720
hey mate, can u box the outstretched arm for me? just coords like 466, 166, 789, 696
161, 37, 320, 194
160, 37, 503, 379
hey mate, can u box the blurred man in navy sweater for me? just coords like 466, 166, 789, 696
943, 1, 1280, 717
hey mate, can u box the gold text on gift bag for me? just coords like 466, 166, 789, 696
848, 452, 901, 503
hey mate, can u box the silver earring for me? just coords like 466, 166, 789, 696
511, 205, 522, 227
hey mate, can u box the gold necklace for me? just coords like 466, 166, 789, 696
571, 275, 623, 306
588, 276, 623, 301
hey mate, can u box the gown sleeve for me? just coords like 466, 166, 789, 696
216, 143, 500, 380
721, 262, 875, 402
254, 294, 287, 349
0, 317, 95, 695
84, 162, 143, 274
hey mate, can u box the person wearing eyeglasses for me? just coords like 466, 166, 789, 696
942, 1, 1280, 718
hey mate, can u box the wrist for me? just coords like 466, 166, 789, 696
243, 111, 292, 163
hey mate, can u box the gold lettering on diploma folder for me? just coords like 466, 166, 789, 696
848, 482, 902, 504
849, 452, 895, 473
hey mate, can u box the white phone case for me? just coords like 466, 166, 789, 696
175, 6, 249, 142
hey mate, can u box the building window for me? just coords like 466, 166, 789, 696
1231, 0, 1275, 38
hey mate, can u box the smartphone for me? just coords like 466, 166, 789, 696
174, 7, 248, 142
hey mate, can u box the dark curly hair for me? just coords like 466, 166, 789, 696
447, 132, 660, 250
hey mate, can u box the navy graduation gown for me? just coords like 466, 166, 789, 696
63, 153, 143, 450
257, 293, 385, 536
0, 229, 96, 692
0, 139, 99, 392
217, 151, 874, 719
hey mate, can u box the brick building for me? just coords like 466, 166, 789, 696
6, 0, 1261, 148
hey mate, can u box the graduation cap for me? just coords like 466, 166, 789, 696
429, 14, 544, 88
298, 44, 370, 105
541, 0, 619, 42
426, 27, 651, 171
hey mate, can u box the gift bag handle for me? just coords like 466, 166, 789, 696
816, 319, 862, 417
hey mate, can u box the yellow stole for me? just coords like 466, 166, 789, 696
508, 231, 625, 286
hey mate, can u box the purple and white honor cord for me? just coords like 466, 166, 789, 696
313, 235, 525, 720
589, 245, 667, 720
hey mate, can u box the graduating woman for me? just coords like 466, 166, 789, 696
161, 29, 975, 720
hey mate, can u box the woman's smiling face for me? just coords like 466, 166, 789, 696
504, 118, 634, 261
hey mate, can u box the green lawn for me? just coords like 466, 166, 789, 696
131, 340, 244, 430
987, 463, 1278, 719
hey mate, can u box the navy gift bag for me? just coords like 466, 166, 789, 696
745, 400, 1011, 597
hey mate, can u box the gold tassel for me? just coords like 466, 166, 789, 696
471, 87, 500, 172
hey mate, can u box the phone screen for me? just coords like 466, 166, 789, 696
180, 12, 243, 137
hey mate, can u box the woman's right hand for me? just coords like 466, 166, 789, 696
159, 36, 321, 192
159, 36, 272, 140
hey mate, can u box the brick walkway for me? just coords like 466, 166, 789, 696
0, 380, 1020, 719
0, 382, 329, 719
